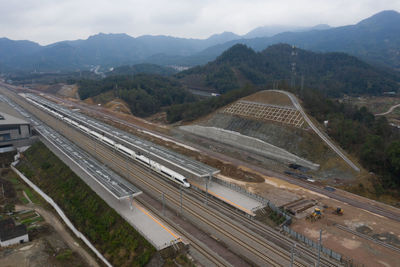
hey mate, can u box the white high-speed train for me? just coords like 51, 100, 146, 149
26, 96, 190, 188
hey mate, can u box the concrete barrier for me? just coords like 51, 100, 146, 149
180, 125, 319, 170
11, 158, 112, 267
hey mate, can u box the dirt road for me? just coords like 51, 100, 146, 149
375, 103, 400, 116
15, 204, 100, 267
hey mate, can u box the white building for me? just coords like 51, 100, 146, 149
0, 218, 29, 247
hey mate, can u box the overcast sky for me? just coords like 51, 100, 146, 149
0, 0, 399, 45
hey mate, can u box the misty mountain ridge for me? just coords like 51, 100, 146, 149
192, 10, 400, 69
0, 10, 399, 72
243, 24, 331, 39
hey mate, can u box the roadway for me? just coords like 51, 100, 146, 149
375, 103, 400, 116
51, 86, 400, 222
0, 86, 340, 266
15, 85, 400, 222
182, 132, 400, 223
270, 90, 360, 172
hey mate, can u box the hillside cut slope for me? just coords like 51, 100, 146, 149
179, 90, 357, 180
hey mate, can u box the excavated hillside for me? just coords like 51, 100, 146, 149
177, 90, 357, 181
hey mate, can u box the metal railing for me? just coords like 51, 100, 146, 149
283, 225, 342, 262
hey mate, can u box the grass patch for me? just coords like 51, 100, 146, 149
17, 191, 29, 204
20, 216, 43, 225
175, 253, 195, 267
56, 249, 73, 261
24, 188, 39, 204
17, 141, 155, 266
2, 168, 46, 206
256, 207, 287, 227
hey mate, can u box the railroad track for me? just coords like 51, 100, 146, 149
135, 197, 233, 267
4, 83, 400, 224
186, 186, 340, 267
75, 132, 299, 266
1, 89, 234, 266
4, 89, 310, 266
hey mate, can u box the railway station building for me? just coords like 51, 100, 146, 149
0, 111, 31, 150
0, 96, 35, 153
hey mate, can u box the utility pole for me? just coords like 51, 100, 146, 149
180, 186, 183, 215
205, 180, 208, 205
317, 229, 322, 267
162, 193, 165, 216
291, 45, 297, 89
290, 243, 296, 267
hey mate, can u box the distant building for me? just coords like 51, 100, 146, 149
383, 91, 396, 96
0, 94, 34, 152
0, 218, 29, 247
0, 111, 31, 151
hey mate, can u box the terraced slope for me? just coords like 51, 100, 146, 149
180, 90, 358, 181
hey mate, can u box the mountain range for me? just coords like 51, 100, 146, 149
177, 44, 400, 97
0, 10, 399, 72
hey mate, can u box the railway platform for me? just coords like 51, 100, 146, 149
191, 178, 265, 216
1, 93, 181, 251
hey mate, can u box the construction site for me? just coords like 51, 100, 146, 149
11, 85, 400, 266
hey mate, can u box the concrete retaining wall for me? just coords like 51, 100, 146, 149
11, 159, 112, 267
180, 125, 319, 170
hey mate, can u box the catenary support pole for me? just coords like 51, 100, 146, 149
180, 186, 183, 215
317, 229, 322, 267
162, 192, 165, 216
290, 243, 296, 267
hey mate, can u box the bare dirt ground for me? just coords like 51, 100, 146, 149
291, 194, 400, 267
22, 88, 400, 266
0, 204, 91, 267
104, 98, 132, 115
0, 165, 98, 267
57, 84, 79, 99
241, 90, 294, 107
18, 205, 99, 267
219, 168, 400, 266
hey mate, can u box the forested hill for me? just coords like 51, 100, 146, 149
177, 44, 400, 97
107, 64, 177, 76
78, 74, 196, 117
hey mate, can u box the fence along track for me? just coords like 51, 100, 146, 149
136, 198, 233, 267
188, 182, 340, 267
10, 89, 313, 266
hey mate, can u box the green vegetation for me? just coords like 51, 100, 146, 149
166, 85, 256, 122
256, 207, 286, 227
268, 210, 286, 225
293, 86, 400, 193
56, 249, 73, 261
178, 44, 399, 97
78, 74, 196, 117
20, 215, 43, 225
175, 254, 195, 267
1, 169, 42, 205
108, 64, 177, 76
17, 142, 155, 266
71, 44, 399, 121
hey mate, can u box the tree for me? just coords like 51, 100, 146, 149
387, 141, 400, 186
